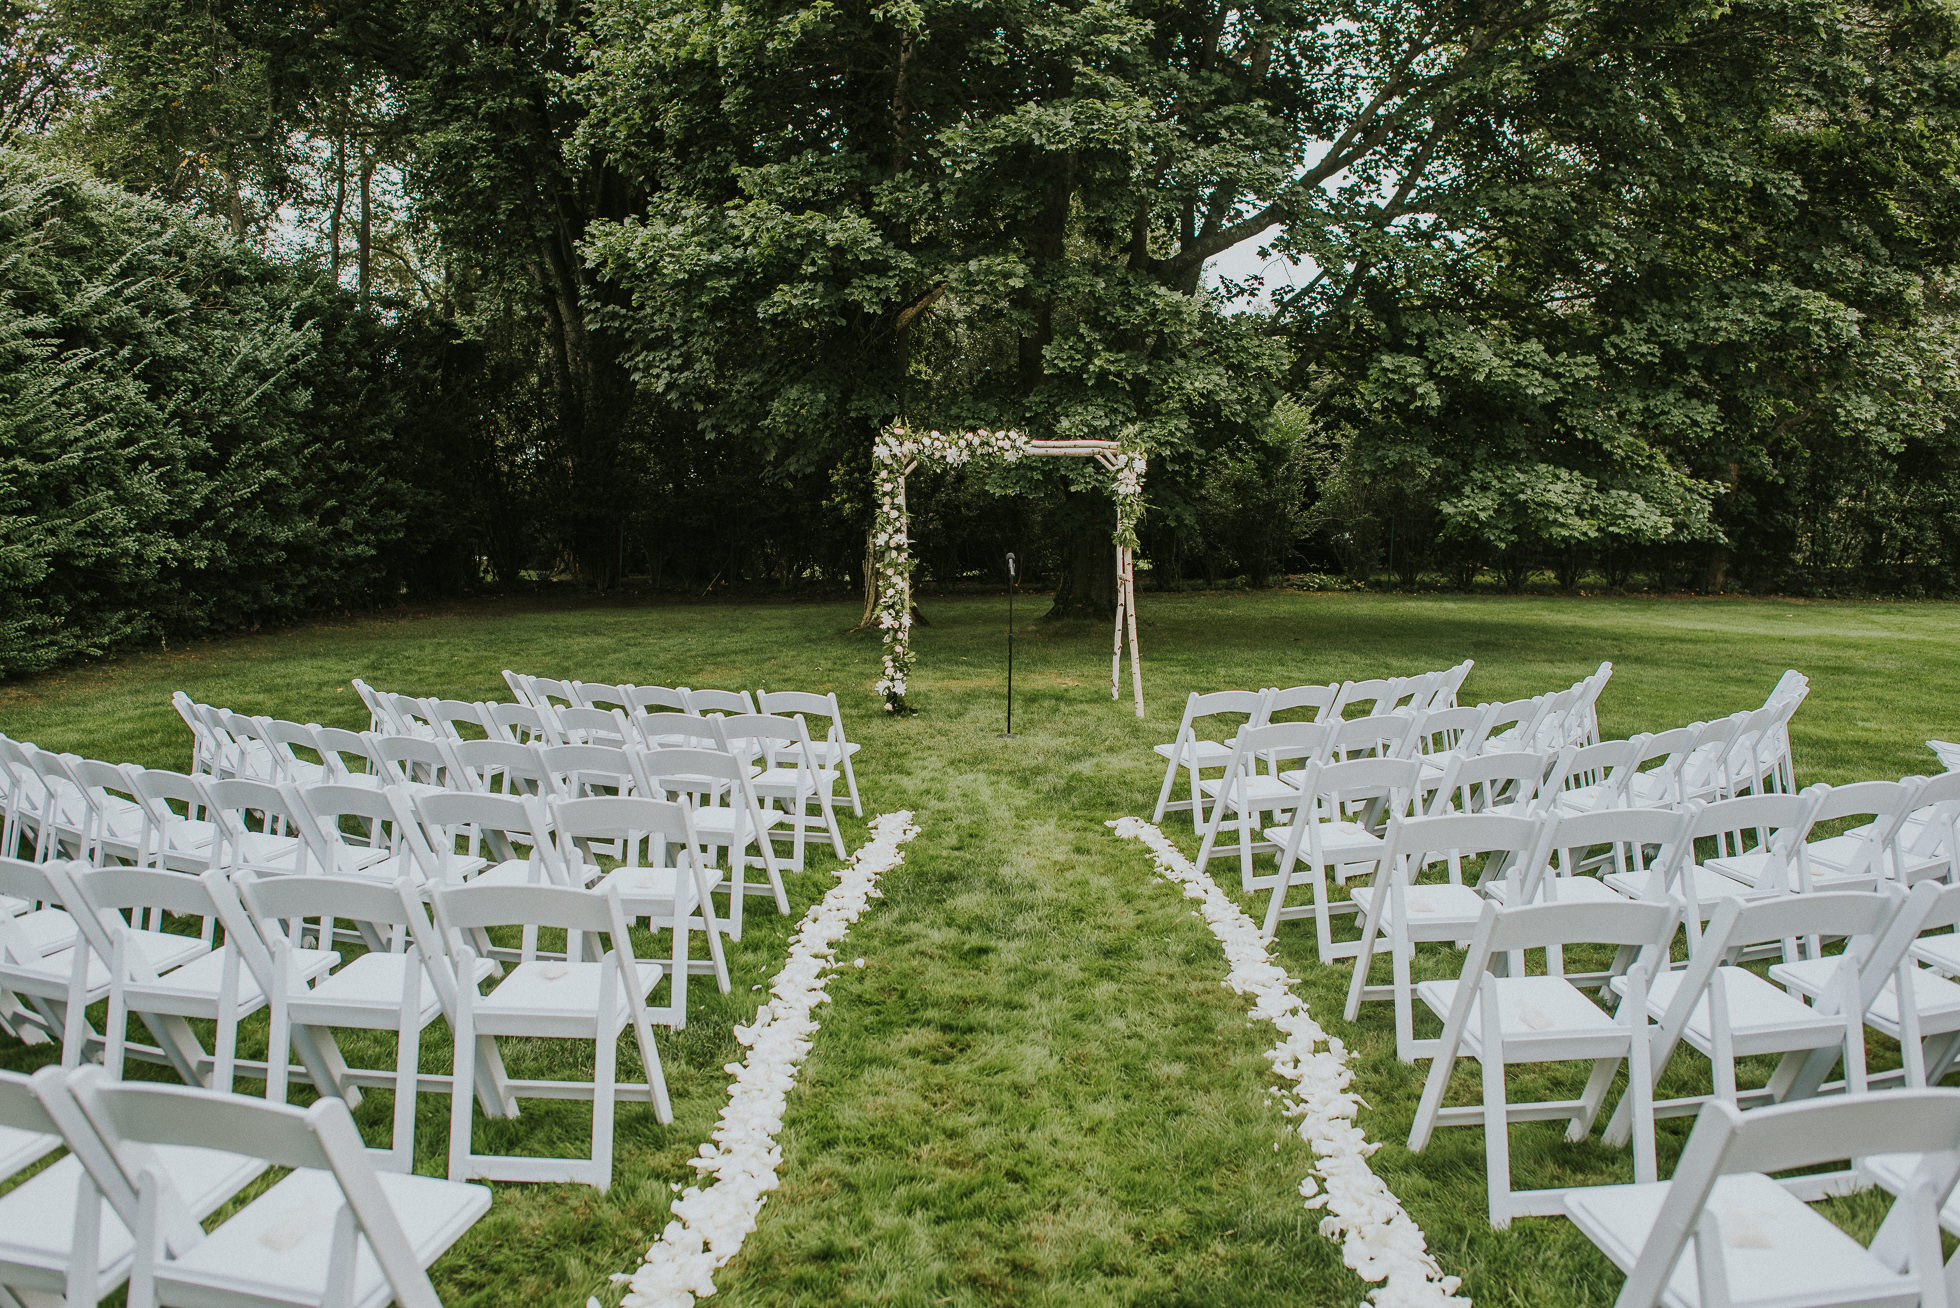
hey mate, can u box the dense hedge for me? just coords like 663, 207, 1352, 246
0, 150, 474, 677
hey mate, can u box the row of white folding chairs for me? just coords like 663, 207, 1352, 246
351, 680, 866, 819
163, 700, 851, 870
1194, 692, 1811, 898
0, 1062, 488, 1308
456, 673, 866, 815
1263, 751, 1959, 966
1186, 701, 1609, 886
10, 754, 756, 991
1156, 662, 1609, 831
3, 849, 686, 1191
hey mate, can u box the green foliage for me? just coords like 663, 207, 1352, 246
0, 148, 464, 677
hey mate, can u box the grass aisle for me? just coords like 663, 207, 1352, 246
4, 590, 1957, 1305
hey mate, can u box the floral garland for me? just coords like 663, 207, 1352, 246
1108, 816, 1468, 1308
872, 423, 1146, 713
605, 812, 922, 1308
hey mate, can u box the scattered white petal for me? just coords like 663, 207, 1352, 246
1108, 815, 1468, 1307
613, 812, 922, 1308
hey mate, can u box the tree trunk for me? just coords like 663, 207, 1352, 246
1046, 490, 1118, 619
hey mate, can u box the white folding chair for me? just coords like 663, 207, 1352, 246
0, 1066, 271, 1308
1494, 807, 1695, 916
246, 872, 490, 1173
127, 767, 222, 874
171, 692, 226, 777
549, 794, 730, 1025
1259, 683, 1338, 725
203, 777, 330, 878
1603, 890, 1897, 1149
1344, 812, 1549, 1062
757, 689, 864, 817
68, 1064, 491, 1308
435, 880, 673, 1189
1193, 720, 1326, 892
1606, 794, 1817, 932
483, 701, 549, 746
1569, 1091, 1960, 1308
1772, 880, 1959, 1092
65, 865, 334, 1093
415, 699, 489, 743
715, 713, 847, 866
1408, 896, 1679, 1227
1150, 689, 1271, 830
295, 782, 456, 885
1259, 755, 1420, 958
571, 681, 633, 712
254, 719, 335, 787
538, 742, 646, 801
640, 746, 787, 940
548, 706, 635, 749
67, 757, 152, 867
368, 733, 466, 794
0, 857, 100, 1059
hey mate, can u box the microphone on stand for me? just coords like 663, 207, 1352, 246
1003, 553, 1017, 737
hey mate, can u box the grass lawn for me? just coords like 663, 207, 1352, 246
3, 589, 1957, 1307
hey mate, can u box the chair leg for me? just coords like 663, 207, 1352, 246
1261, 855, 1294, 941
1152, 756, 1179, 824
726, 846, 746, 943
1481, 995, 1514, 1229
1393, 928, 1418, 1063
841, 750, 863, 818
1344, 897, 1385, 1023
386, 962, 423, 1174
591, 967, 619, 1193
669, 909, 689, 1030
449, 961, 478, 1182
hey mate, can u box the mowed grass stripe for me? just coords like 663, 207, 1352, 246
3, 590, 1956, 1305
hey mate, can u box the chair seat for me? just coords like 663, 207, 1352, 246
1350, 880, 1484, 928
597, 865, 701, 913
1911, 933, 1960, 977
0, 1144, 267, 1288
690, 807, 784, 839
1862, 1152, 1960, 1235
1486, 874, 1622, 906
1772, 958, 1960, 1035
296, 953, 451, 1024
1416, 974, 1620, 1056
1565, 1171, 1907, 1308
752, 766, 840, 795
1604, 863, 1766, 913
466, 857, 561, 889
475, 959, 663, 1023
802, 740, 861, 765
156, 1166, 491, 1308
1199, 774, 1299, 810
1626, 966, 1842, 1051
1152, 739, 1234, 767
1259, 820, 1382, 865
0, 1123, 58, 1179
14, 907, 78, 955
127, 944, 332, 1009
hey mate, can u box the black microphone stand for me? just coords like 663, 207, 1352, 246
1002, 552, 1016, 737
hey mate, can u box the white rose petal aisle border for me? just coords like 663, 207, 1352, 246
1107, 816, 1469, 1308
606, 810, 922, 1308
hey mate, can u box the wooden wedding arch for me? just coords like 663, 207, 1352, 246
870, 427, 1145, 717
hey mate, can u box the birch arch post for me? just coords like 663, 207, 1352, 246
870, 424, 1147, 717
